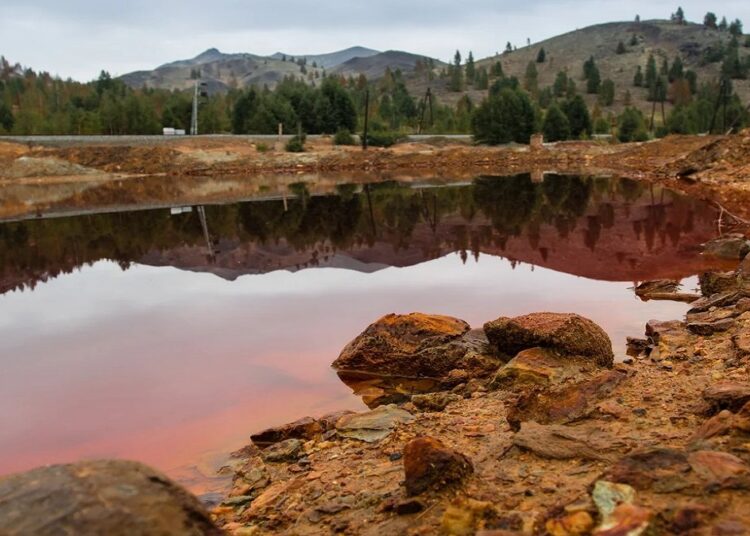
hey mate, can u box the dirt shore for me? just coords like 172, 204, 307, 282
2, 132, 749, 224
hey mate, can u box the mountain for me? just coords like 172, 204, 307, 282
270, 46, 380, 69
119, 46, 442, 93
332, 50, 438, 79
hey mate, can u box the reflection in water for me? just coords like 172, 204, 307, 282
0, 174, 731, 494
0, 174, 728, 294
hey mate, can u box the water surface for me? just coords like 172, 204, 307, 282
0, 174, 730, 491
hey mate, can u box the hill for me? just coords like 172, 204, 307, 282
411, 19, 750, 118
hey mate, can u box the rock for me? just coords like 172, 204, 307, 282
0, 460, 220, 536
737, 298, 750, 313
506, 370, 626, 431
333, 314, 500, 380
687, 451, 750, 488
335, 404, 414, 442
644, 320, 694, 361
702, 235, 750, 261
261, 438, 304, 462
601, 448, 694, 492
700, 272, 741, 296
592, 480, 636, 520
626, 337, 650, 358
396, 498, 426, 515
689, 291, 744, 314
734, 331, 750, 357
403, 437, 473, 496
703, 382, 750, 413
490, 347, 594, 389
251, 416, 323, 447
635, 280, 699, 303
545, 511, 595, 536
483, 312, 614, 367
594, 503, 650, 536
691, 410, 736, 441
687, 317, 736, 336
512, 421, 626, 462
411, 391, 462, 412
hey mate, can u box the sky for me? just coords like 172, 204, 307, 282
1, 0, 748, 82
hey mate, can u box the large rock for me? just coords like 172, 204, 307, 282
702, 235, 750, 261
333, 313, 490, 378
489, 347, 598, 389
483, 313, 614, 367
403, 437, 473, 496
0, 460, 220, 536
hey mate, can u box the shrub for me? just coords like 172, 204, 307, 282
333, 128, 355, 146
255, 142, 270, 152
285, 134, 306, 152
365, 131, 405, 148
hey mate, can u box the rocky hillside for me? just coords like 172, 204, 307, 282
420, 19, 750, 116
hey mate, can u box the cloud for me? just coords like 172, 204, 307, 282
1, 0, 748, 81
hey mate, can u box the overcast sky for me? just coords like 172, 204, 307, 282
1, 0, 748, 81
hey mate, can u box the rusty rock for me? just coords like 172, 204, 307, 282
403, 436, 473, 496
703, 382, 750, 414
512, 421, 626, 462
484, 313, 614, 366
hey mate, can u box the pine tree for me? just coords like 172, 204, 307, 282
599, 79, 615, 106
719, 17, 728, 31
524, 61, 539, 94
645, 54, 657, 89
674, 7, 685, 24
491, 61, 504, 77
616, 42, 627, 55
668, 56, 684, 81
729, 19, 744, 37
563, 95, 591, 138
465, 51, 476, 84
536, 48, 546, 63
542, 103, 570, 141
553, 71, 568, 97
704, 12, 717, 28
505, 42, 513, 54
634, 66, 644, 87
449, 50, 464, 92
630, 34, 639, 46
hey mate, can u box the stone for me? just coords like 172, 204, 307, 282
411, 391, 462, 412
734, 331, 750, 357
635, 280, 699, 303
483, 312, 614, 367
691, 410, 736, 441
506, 370, 626, 431
703, 382, 750, 413
601, 448, 693, 492
626, 337, 650, 358
251, 416, 323, 447
689, 291, 743, 314
512, 422, 625, 462
592, 480, 636, 520
403, 437, 473, 496
688, 317, 736, 336
687, 451, 750, 487
545, 511, 595, 536
0, 460, 220, 536
333, 314, 500, 379
700, 272, 741, 296
594, 503, 650, 536
335, 404, 414, 442
490, 347, 594, 389
702, 235, 750, 261
261, 438, 304, 462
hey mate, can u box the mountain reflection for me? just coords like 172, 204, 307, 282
0, 174, 726, 294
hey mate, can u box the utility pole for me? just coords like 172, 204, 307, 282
190, 80, 208, 135
362, 89, 369, 150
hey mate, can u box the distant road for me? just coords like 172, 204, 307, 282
0, 134, 473, 147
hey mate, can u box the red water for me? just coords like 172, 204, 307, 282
0, 256, 697, 490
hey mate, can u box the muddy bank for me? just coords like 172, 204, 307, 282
2, 132, 749, 226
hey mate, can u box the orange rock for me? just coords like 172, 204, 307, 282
403, 437, 473, 496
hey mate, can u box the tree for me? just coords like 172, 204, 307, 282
634, 66, 644, 87
704, 12, 717, 28
449, 50, 464, 92
491, 61, 504, 77
729, 19, 744, 37
618, 107, 647, 142
645, 54, 658, 89
475, 67, 489, 90
616, 41, 627, 55
673, 7, 685, 24
668, 56, 684, 82
536, 48, 547, 63
472, 87, 537, 144
599, 79, 615, 106
630, 34, 639, 46
0, 102, 14, 132
524, 61, 539, 94
505, 42, 513, 54
719, 17, 728, 31
465, 51, 476, 84
563, 95, 591, 138
553, 71, 568, 97
542, 103, 570, 141
586, 63, 601, 94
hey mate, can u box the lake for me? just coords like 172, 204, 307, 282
0, 173, 730, 495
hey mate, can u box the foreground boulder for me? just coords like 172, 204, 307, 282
333, 313, 500, 379
403, 437, 473, 496
0, 460, 220, 536
483, 312, 614, 367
